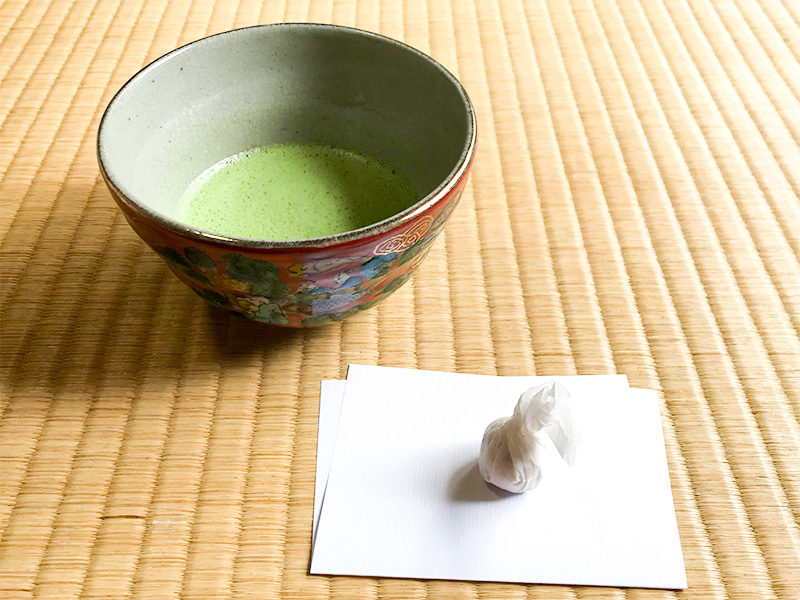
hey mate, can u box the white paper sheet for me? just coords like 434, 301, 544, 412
312, 380, 346, 550
311, 365, 686, 589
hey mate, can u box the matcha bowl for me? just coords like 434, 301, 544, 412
98, 24, 475, 326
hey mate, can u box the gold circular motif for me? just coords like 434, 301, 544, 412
373, 215, 434, 255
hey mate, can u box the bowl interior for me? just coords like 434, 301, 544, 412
99, 24, 473, 241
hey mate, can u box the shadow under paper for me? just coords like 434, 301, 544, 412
449, 461, 516, 503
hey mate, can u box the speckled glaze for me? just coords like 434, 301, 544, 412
98, 24, 475, 326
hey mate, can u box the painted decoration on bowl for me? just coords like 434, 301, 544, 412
145, 189, 462, 326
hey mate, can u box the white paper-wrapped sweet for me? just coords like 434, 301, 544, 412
478, 380, 581, 493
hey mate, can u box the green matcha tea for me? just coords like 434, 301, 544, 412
175, 143, 418, 240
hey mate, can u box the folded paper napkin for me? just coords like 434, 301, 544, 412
310, 365, 687, 590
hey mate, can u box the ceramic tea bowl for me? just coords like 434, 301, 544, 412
98, 23, 475, 326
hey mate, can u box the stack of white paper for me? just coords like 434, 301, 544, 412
310, 365, 687, 590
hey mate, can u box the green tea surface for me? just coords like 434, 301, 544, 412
175, 143, 418, 240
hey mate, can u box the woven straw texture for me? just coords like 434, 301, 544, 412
1, 0, 799, 598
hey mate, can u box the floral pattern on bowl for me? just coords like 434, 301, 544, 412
148, 190, 461, 326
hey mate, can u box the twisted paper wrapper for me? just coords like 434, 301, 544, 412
478, 380, 581, 493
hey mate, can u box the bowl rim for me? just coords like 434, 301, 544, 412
97, 22, 476, 250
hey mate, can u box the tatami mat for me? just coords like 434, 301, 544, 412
1, 0, 798, 598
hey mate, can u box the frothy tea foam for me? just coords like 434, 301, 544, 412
175, 143, 418, 240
